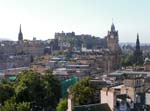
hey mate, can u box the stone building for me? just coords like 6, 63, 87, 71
68, 90, 111, 111
101, 85, 125, 111
54, 31, 75, 50
144, 77, 150, 92
0, 25, 47, 70
106, 23, 119, 52
101, 73, 145, 111
66, 23, 122, 73
121, 74, 145, 102
105, 23, 122, 71
144, 58, 150, 71
145, 88, 150, 106
54, 31, 107, 51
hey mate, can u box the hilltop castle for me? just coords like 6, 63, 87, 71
53, 23, 122, 72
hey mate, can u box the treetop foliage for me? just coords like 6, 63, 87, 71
0, 69, 61, 111
69, 77, 97, 106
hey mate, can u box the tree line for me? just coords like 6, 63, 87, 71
0, 70, 97, 111
0, 70, 60, 111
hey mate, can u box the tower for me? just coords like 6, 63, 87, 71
18, 24, 23, 43
136, 33, 140, 52
106, 22, 119, 52
105, 22, 121, 71
134, 33, 143, 65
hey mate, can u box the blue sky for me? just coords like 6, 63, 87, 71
0, 0, 150, 43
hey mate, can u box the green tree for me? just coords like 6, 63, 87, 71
69, 77, 96, 106
0, 97, 30, 111
0, 82, 15, 105
42, 70, 61, 110
14, 70, 43, 104
0, 70, 61, 111
56, 98, 67, 111
16, 102, 30, 111
121, 53, 134, 67
14, 70, 61, 111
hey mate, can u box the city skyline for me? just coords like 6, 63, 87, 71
0, 0, 150, 43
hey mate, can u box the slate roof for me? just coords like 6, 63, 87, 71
73, 103, 111, 111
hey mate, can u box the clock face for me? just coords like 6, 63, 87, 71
110, 35, 114, 38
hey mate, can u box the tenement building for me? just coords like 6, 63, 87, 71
0, 25, 46, 70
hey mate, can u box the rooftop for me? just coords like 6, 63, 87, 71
112, 84, 124, 89
73, 103, 111, 111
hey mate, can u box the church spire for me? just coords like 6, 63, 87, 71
19, 24, 22, 33
136, 33, 140, 51
134, 33, 143, 65
18, 24, 23, 42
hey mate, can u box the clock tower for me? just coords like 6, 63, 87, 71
105, 23, 121, 71
106, 23, 119, 52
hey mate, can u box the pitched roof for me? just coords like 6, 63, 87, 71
73, 103, 111, 111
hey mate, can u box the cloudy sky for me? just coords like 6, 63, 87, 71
0, 0, 150, 43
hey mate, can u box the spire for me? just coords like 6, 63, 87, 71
19, 24, 22, 33
134, 33, 143, 65
111, 22, 115, 32
18, 24, 23, 42
136, 33, 140, 50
